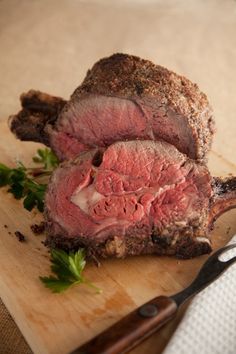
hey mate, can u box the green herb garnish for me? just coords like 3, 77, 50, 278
40, 249, 101, 294
0, 149, 99, 296
33, 148, 59, 170
0, 162, 47, 212
0, 148, 58, 212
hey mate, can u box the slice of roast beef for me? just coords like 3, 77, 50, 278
10, 53, 215, 161
44, 140, 236, 259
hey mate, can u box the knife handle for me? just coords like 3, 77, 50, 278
71, 296, 177, 354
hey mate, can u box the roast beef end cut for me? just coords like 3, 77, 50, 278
44, 140, 232, 259
210, 176, 236, 225
10, 90, 67, 146
9, 53, 215, 161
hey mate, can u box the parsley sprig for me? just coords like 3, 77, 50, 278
0, 162, 46, 212
0, 148, 59, 212
40, 249, 101, 294
33, 148, 59, 170
0, 149, 100, 295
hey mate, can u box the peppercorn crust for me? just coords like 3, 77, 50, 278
73, 53, 215, 160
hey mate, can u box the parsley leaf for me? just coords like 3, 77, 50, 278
0, 162, 47, 212
0, 148, 57, 212
39, 276, 74, 293
33, 148, 59, 170
0, 163, 12, 186
40, 249, 101, 294
8, 167, 26, 199
23, 184, 46, 212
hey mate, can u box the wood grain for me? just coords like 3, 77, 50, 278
0, 119, 236, 354
0, 1, 236, 352
73, 296, 177, 354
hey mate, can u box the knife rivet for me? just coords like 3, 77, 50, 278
138, 304, 158, 318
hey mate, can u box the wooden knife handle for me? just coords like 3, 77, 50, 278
71, 296, 177, 354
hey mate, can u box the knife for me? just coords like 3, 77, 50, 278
71, 243, 236, 354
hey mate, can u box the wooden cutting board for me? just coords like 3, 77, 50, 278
0, 119, 236, 354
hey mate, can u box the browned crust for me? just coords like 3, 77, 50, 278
209, 176, 236, 226
9, 54, 214, 161
73, 53, 215, 160
44, 229, 212, 260
10, 90, 67, 145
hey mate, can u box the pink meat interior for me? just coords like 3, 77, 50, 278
46, 141, 211, 240
49, 95, 194, 160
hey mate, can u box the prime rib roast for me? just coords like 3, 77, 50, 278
45, 140, 236, 259
9, 53, 236, 259
10, 53, 215, 161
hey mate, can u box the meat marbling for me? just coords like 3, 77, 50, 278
45, 140, 236, 259
10, 53, 215, 161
